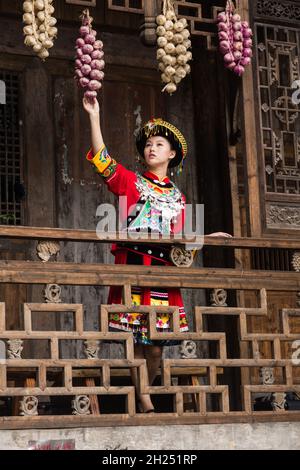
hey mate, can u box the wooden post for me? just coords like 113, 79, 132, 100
273, 337, 281, 360
0, 303, 5, 332
23, 304, 32, 333
237, 0, 262, 236
127, 389, 136, 417
125, 336, 134, 362
123, 284, 132, 307
139, 0, 160, 46
100, 306, 109, 334
199, 391, 207, 416
161, 361, 171, 387
102, 364, 110, 390
175, 392, 184, 416
64, 365, 73, 391
0, 364, 6, 390
243, 386, 252, 414
222, 387, 230, 414
85, 378, 100, 415
38, 364, 47, 391
210, 366, 217, 388
50, 338, 59, 360
75, 305, 84, 335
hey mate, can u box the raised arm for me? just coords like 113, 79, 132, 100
83, 97, 104, 155
83, 97, 137, 197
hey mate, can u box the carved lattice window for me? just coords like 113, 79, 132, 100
0, 71, 22, 226
250, 1, 300, 231
256, 24, 300, 195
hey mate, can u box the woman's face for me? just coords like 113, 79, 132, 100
144, 136, 176, 170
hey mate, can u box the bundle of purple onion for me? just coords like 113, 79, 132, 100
74, 9, 104, 101
217, 0, 253, 76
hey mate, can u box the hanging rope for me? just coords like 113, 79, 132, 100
162, 0, 176, 18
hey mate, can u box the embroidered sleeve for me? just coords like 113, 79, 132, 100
86, 146, 138, 197
86, 145, 117, 180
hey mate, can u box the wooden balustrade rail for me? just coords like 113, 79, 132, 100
0, 260, 300, 290
1, 225, 300, 249
1, 227, 300, 428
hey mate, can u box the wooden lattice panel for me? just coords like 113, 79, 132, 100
255, 0, 300, 23
0, 302, 143, 417
137, 289, 300, 415
104, 0, 223, 47
254, 22, 300, 231
65, 0, 96, 6
174, 0, 223, 47
0, 286, 299, 423
107, 0, 144, 14
256, 24, 300, 196
64, 1, 225, 48
0, 70, 22, 226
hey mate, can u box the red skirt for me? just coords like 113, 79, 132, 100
107, 244, 189, 345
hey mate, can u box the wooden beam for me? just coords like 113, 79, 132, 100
1, 225, 300, 248
1, 260, 300, 290
1, 411, 300, 429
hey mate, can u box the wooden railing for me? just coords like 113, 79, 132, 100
1, 225, 300, 248
0, 226, 300, 428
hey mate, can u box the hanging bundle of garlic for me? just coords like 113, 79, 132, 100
75, 9, 104, 102
23, 0, 57, 60
218, 0, 253, 76
156, 0, 192, 95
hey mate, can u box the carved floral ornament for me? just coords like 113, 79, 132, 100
256, 0, 300, 22
267, 205, 300, 228
180, 340, 197, 358
20, 396, 39, 416
292, 252, 300, 272
7, 339, 23, 359
72, 395, 91, 415
44, 284, 62, 303
210, 288, 228, 306
84, 339, 100, 358
170, 246, 194, 267
272, 392, 287, 411
36, 240, 60, 262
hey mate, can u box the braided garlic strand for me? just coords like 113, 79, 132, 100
156, 0, 192, 94
23, 0, 57, 60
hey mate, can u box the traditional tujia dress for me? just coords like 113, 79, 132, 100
87, 144, 189, 344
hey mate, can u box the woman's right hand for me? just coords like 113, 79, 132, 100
83, 97, 100, 116
206, 232, 232, 238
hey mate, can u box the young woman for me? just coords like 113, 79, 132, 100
83, 97, 231, 412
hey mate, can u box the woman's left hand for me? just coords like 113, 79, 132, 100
206, 232, 233, 238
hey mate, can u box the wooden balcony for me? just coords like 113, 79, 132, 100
0, 226, 300, 429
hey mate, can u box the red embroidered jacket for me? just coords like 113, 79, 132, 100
86, 145, 186, 308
